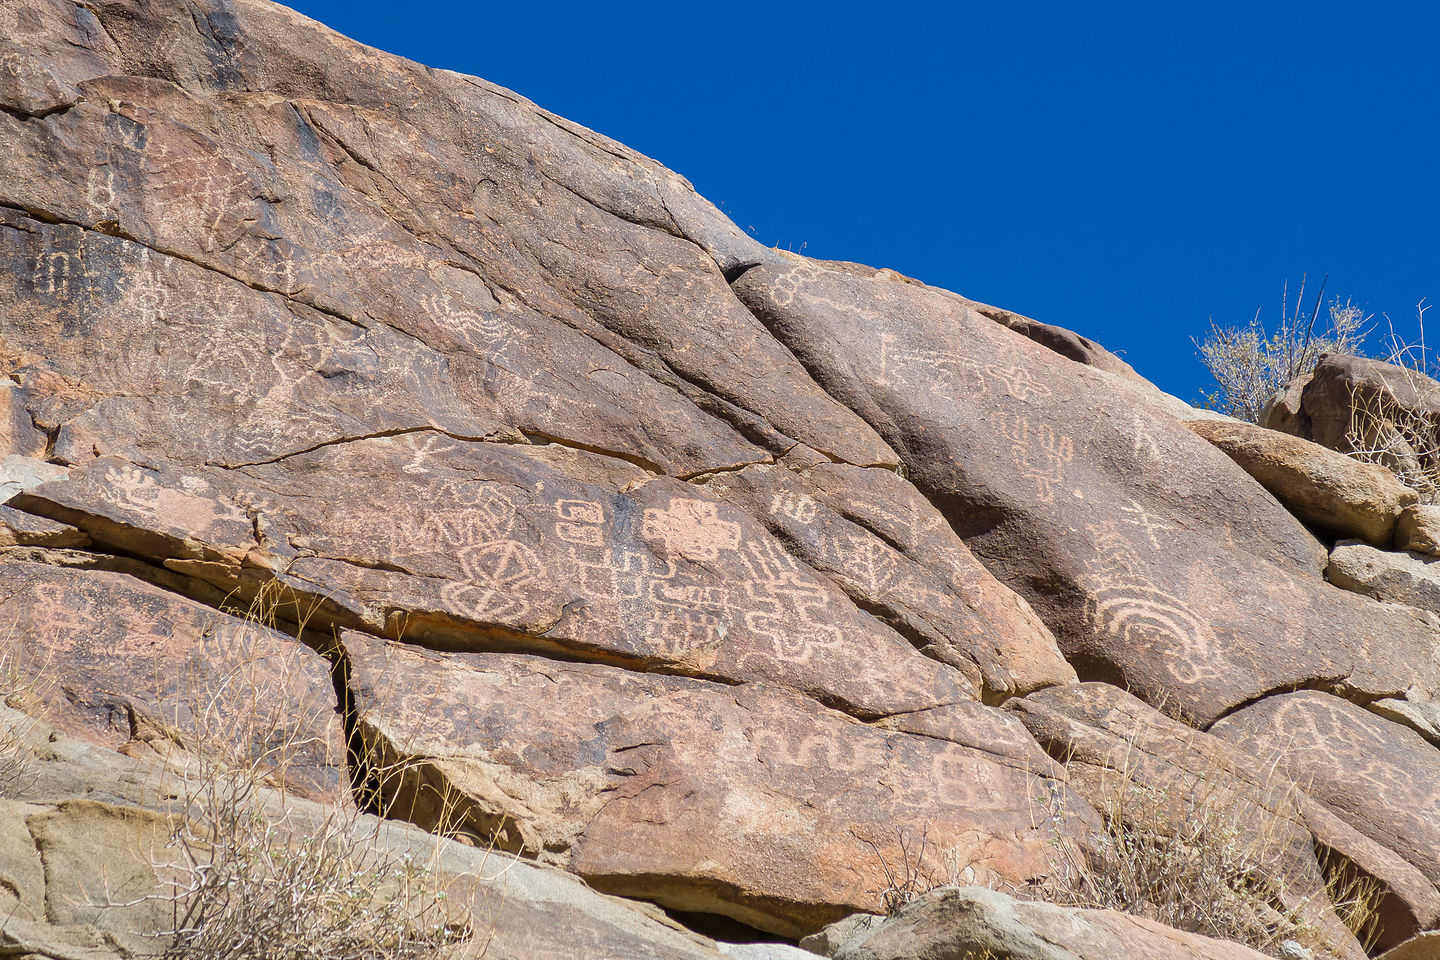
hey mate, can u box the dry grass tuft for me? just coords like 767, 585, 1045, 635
138, 580, 475, 959
0, 619, 52, 798
1034, 727, 1380, 959
1343, 300, 1440, 502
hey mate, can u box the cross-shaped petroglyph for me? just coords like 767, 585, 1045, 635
641, 498, 742, 563
1117, 499, 1177, 550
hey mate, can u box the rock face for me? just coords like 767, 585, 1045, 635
1, 0, 1439, 957
343, 632, 1098, 938
1188, 418, 1418, 545
822, 886, 1274, 960
1008, 683, 1440, 954
0, 559, 344, 798
1211, 692, 1440, 892
731, 260, 1440, 725
1398, 505, 1440, 555
1327, 539, 1440, 615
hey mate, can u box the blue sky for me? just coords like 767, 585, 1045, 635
286, 1, 1438, 400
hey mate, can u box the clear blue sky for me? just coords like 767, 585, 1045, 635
286, 1, 1438, 401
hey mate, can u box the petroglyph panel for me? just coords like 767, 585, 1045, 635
343, 639, 1095, 937
0, 561, 343, 798
1212, 691, 1440, 886
734, 260, 1440, 723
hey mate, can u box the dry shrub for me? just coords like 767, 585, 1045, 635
0, 618, 51, 797
1343, 300, 1440, 502
1035, 728, 1379, 959
1195, 277, 1368, 423
141, 580, 474, 959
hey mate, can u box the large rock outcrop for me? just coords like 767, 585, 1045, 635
1, 0, 1437, 956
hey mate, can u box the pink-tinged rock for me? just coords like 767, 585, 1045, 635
16, 442, 979, 720
342, 634, 1099, 939
1210, 691, 1440, 893
1008, 683, 1439, 955
0, 560, 343, 798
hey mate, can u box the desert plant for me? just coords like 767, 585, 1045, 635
1034, 728, 1379, 960
1195, 276, 1369, 422
1343, 300, 1440, 502
0, 618, 51, 798
122, 580, 475, 959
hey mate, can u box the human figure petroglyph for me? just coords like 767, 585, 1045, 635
1000, 416, 1074, 504
117, 250, 171, 326
400, 435, 462, 476
32, 250, 71, 296
1132, 415, 1165, 465
85, 168, 117, 218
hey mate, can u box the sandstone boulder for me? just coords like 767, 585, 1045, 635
1006, 683, 1435, 955
1326, 539, 1440, 615
1378, 933, 1440, 960
1187, 418, 1417, 544
0, 704, 791, 960
823, 886, 1274, 960
0, 560, 344, 799
342, 633, 1100, 938
1397, 504, 1440, 555
15, 446, 984, 721
1264, 354, 1440, 496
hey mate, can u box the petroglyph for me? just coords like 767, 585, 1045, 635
737, 539, 844, 663
117, 250, 171, 325
1132, 415, 1165, 465
983, 362, 1052, 402
85, 168, 117, 217
1117, 499, 1176, 550
877, 335, 1052, 402
420, 291, 514, 353
32, 250, 71, 296
1081, 519, 1224, 687
833, 533, 901, 593
554, 499, 606, 546
641, 497, 741, 563
1000, 416, 1073, 504
441, 538, 541, 621
770, 490, 819, 524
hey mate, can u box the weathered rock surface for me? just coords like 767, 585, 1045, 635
3, 0, 1440, 957
1187, 418, 1418, 544
0, 705, 794, 960
1398, 504, 1440, 555
1379, 932, 1440, 960
1210, 692, 1440, 891
823, 886, 1274, 960
343, 633, 1099, 938
1327, 539, 1440, 615
1266, 354, 1440, 456
1008, 683, 1440, 954
731, 258, 1440, 724
0, 559, 344, 798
